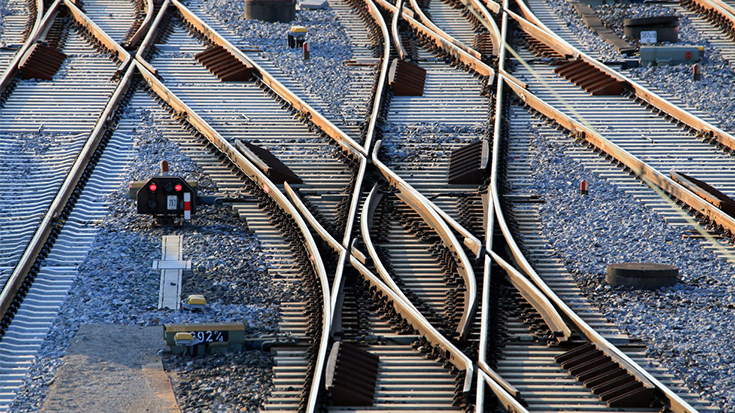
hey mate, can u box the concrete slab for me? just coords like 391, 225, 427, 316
40, 324, 180, 413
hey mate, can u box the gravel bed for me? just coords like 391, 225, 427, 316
9, 92, 291, 412
594, 3, 678, 47
195, 0, 370, 125
543, 0, 624, 61
379, 123, 485, 166
523, 124, 734, 409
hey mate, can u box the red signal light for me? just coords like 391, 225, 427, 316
175, 184, 183, 192
149, 183, 157, 192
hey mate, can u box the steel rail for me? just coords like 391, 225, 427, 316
476, 3, 507, 411
287, 180, 480, 398
392, 0, 408, 61
460, 0, 502, 54
349, 256, 475, 393
501, 74, 699, 412
134, 60, 331, 413
0, 0, 59, 95
507, 8, 577, 58
323, 0, 383, 330
125, 0, 156, 48
0, 51, 135, 330
169, 0, 365, 158
362, 0, 391, 154
359, 183, 428, 318
479, 370, 529, 413
375, 0, 495, 79
480, 0, 501, 13
329, 156, 367, 313
134, 0, 170, 75
371, 140, 478, 341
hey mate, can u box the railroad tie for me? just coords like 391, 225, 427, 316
326, 341, 380, 406
553, 59, 627, 96
194, 45, 253, 81
555, 343, 655, 407
19, 43, 67, 81
388, 58, 427, 96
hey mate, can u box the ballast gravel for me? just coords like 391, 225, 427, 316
523, 124, 734, 409
196, 0, 371, 126
9, 93, 291, 413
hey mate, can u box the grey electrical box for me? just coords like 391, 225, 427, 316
639, 46, 703, 66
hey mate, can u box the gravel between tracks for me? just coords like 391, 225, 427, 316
523, 123, 734, 409
9, 95, 290, 413
198, 0, 368, 125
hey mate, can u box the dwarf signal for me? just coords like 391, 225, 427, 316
137, 176, 196, 220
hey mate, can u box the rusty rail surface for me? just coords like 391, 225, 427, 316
375, 0, 495, 79
0, 0, 60, 96
0, 59, 137, 333
371, 140, 478, 341
169, 0, 365, 157
507, 8, 578, 58
135, 60, 331, 413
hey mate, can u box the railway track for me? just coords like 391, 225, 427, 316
0, 2, 135, 408
0, 0, 36, 76
124, 85, 327, 412
497, 104, 720, 411
184, 0, 380, 143
1, 0, 734, 409
0, 7, 124, 300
